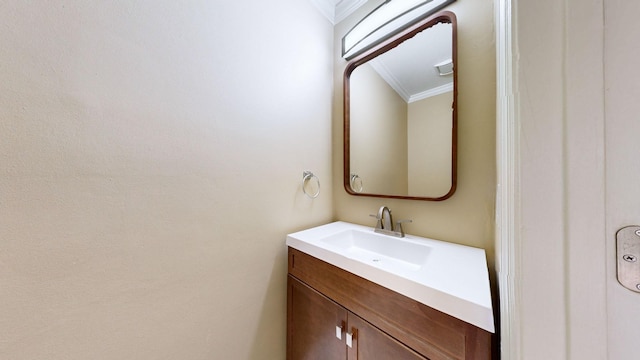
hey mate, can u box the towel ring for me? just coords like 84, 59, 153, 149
302, 171, 320, 199
350, 174, 363, 193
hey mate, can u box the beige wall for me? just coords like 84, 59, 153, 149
0, 0, 497, 358
408, 92, 454, 197
350, 63, 408, 195
333, 0, 496, 264
0, 1, 333, 359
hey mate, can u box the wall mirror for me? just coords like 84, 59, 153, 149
344, 11, 457, 201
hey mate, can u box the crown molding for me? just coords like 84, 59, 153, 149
368, 58, 411, 102
335, 0, 369, 24
409, 83, 453, 103
309, 0, 335, 23
369, 58, 452, 103
309, 0, 368, 25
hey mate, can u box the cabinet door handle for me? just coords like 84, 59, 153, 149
346, 328, 357, 348
335, 325, 343, 340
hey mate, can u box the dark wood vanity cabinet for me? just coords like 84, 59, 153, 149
287, 248, 493, 360
288, 276, 426, 360
288, 276, 347, 359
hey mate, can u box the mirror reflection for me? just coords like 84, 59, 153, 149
344, 13, 456, 200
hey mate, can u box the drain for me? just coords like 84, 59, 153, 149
372, 259, 381, 263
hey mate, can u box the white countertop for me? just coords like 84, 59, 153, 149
286, 221, 495, 333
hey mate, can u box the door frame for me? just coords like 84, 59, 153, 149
496, 0, 608, 358
495, 0, 519, 358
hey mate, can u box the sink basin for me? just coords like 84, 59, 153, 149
286, 221, 495, 333
320, 229, 431, 272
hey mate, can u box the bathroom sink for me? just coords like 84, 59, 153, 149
286, 221, 495, 333
319, 229, 431, 272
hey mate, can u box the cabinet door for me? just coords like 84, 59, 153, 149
347, 313, 428, 360
288, 276, 348, 360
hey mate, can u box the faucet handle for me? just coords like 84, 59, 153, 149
395, 219, 412, 236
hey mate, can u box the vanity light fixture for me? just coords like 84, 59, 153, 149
342, 0, 456, 60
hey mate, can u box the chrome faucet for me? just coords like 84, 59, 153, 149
378, 206, 393, 231
371, 206, 412, 238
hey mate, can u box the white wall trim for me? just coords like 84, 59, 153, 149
367, 57, 452, 103
409, 83, 453, 103
369, 58, 412, 102
496, 0, 520, 359
309, 0, 368, 24
309, 0, 336, 24
335, 0, 369, 24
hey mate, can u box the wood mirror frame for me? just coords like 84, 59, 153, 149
343, 11, 457, 201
